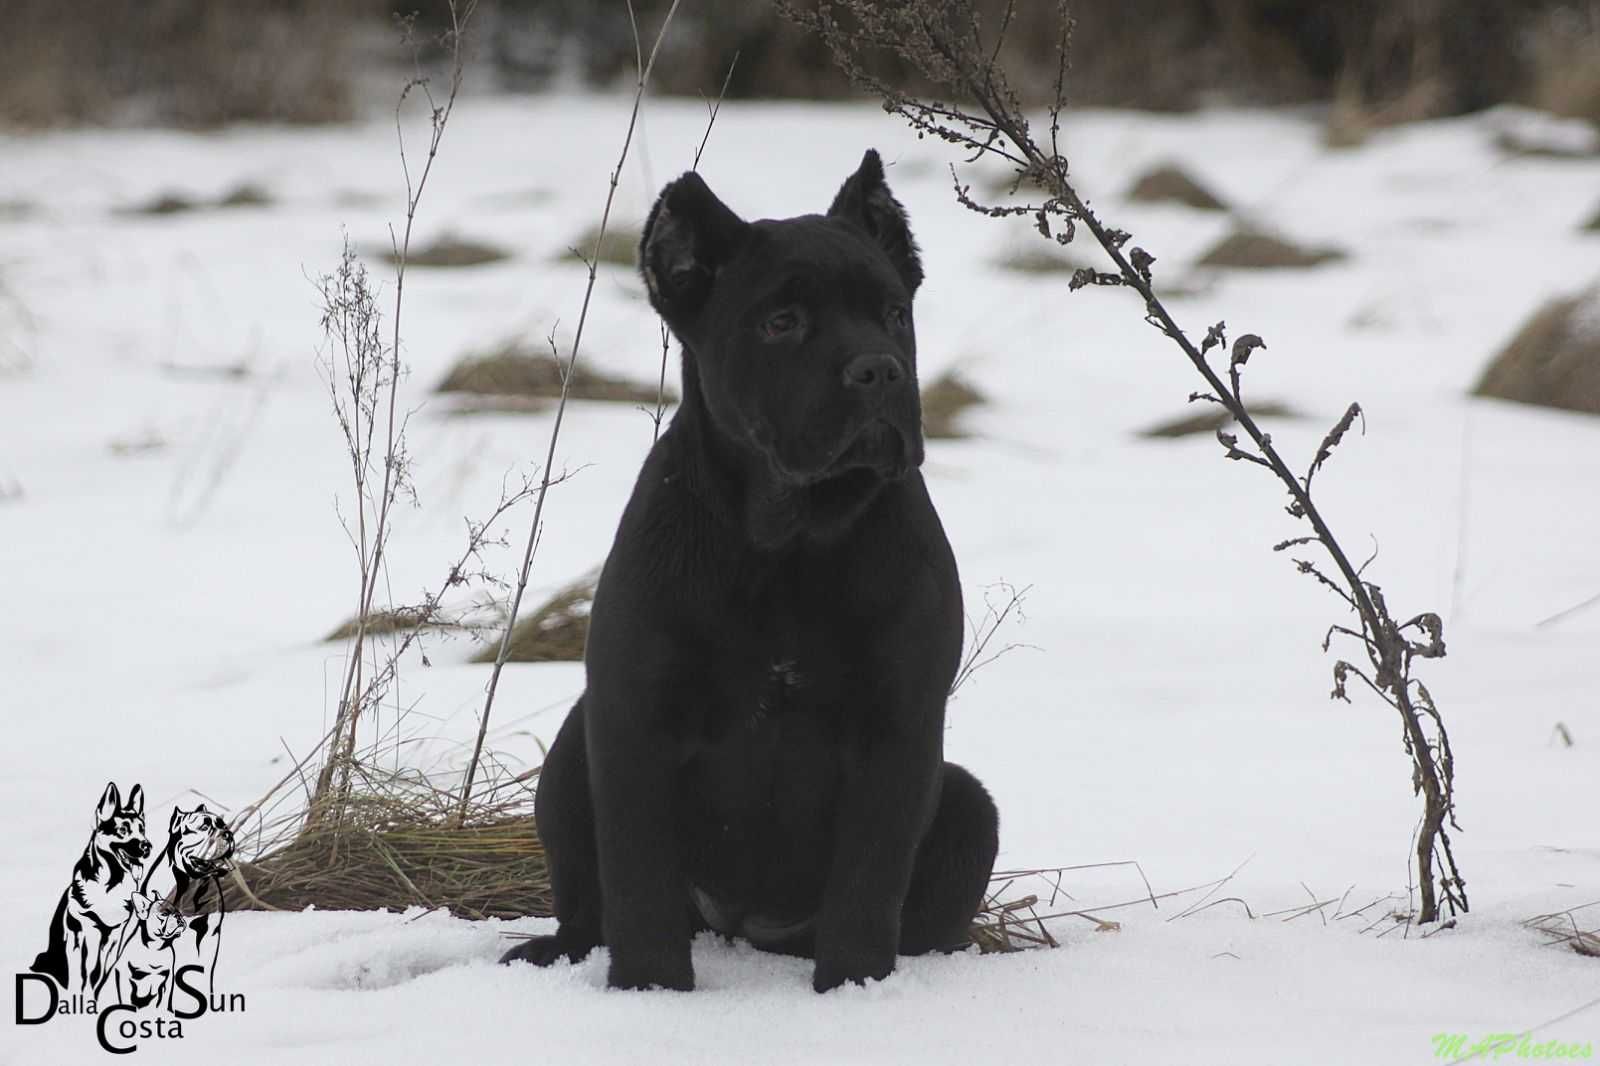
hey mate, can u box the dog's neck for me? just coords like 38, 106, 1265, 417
673, 350, 888, 552
142, 836, 180, 895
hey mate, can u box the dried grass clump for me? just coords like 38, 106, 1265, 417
229, 767, 551, 922
1139, 399, 1299, 439
1585, 205, 1600, 233
385, 235, 511, 269
474, 573, 595, 664
921, 370, 985, 440
1196, 227, 1346, 270
217, 183, 273, 209
559, 223, 643, 268
117, 184, 275, 217
1125, 164, 1226, 211
118, 193, 202, 217
437, 342, 668, 409
1473, 287, 1600, 416
324, 606, 441, 642
969, 889, 1058, 953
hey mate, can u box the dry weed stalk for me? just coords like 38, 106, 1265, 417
950, 580, 1032, 696
460, 0, 685, 821
1523, 901, 1600, 959
309, 1, 479, 828
648, 51, 741, 442
784, 0, 1467, 924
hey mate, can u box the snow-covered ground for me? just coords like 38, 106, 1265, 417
2, 92, 1597, 1064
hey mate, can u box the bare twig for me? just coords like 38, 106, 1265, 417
785, 0, 1468, 924
460, 0, 684, 822
312, 3, 478, 828
650, 50, 737, 443
950, 581, 1034, 695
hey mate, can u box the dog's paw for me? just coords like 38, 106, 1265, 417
812, 952, 894, 994
606, 951, 694, 992
499, 935, 592, 968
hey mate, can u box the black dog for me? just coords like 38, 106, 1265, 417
502, 150, 998, 993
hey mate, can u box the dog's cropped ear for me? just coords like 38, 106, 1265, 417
170, 807, 187, 831
95, 782, 120, 824
640, 172, 748, 326
126, 783, 145, 816
827, 149, 923, 294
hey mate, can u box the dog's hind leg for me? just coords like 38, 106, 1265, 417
501, 699, 604, 968
30, 892, 72, 988
897, 762, 999, 956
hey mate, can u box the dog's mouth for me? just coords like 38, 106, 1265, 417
115, 838, 152, 862
188, 855, 233, 876
753, 415, 920, 488
819, 419, 915, 481
180, 830, 238, 875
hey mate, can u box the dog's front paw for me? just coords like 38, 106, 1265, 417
812, 951, 894, 993
607, 948, 694, 991
500, 933, 594, 968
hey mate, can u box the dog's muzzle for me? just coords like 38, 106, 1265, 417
831, 418, 915, 480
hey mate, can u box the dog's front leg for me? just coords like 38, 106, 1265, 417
813, 725, 940, 993
586, 693, 693, 991
90, 931, 120, 997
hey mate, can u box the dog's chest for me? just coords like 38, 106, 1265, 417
689, 651, 835, 794
752, 657, 803, 720
72, 872, 136, 926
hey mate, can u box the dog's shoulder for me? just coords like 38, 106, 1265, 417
588, 429, 736, 660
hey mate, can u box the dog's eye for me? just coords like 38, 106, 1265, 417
761, 310, 800, 340
887, 304, 910, 329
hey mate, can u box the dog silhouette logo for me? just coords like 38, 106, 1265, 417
30, 783, 152, 996
17, 782, 245, 1053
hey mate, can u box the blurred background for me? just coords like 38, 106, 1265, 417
4, 0, 1598, 135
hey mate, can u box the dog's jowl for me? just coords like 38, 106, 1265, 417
501, 150, 999, 993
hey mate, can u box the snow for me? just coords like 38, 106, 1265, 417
2, 93, 1597, 1065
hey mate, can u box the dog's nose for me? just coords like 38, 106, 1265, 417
842, 353, 904, 391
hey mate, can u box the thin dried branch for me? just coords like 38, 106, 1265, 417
460, 0, 684, 822
785, 0, 1467, 924
310, 2, 478, 830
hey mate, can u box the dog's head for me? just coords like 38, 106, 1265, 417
642, 150, 925, 495
92, 782, 151, 869
166, 803, 235, 878
129, 891, 183, 943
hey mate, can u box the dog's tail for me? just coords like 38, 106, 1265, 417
29, 892, 71, 987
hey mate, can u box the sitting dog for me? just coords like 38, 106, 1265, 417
32, 782, 152, 994
99, 891, 184, 1011
144, 803, 236, 1000
502, 150, 999, 993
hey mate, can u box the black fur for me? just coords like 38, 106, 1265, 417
502, 150, 998, 993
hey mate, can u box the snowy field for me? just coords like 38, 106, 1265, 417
2, 92, 1597, 1064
